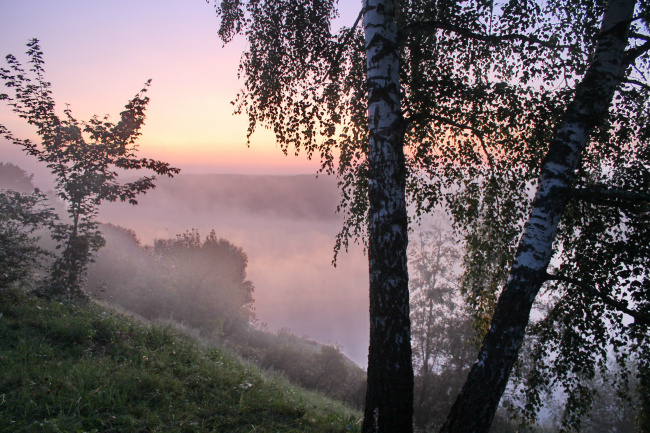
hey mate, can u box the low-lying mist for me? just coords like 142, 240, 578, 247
97, 173, 370, 366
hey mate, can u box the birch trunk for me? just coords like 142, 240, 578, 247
440, 0, 637, 432
362, 0, 413, 432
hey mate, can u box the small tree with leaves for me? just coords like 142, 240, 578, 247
151, 229, 256, 332
0, 39, 180, 298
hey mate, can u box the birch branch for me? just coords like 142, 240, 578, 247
631, 32, 650, 41
546, 273, 650, 326
401, 20, 572, 50
321, 8, 363, 85
572, 186, 650, 204
623, 78, 650, 91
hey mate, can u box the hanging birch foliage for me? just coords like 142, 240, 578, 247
209, 0, 649, 431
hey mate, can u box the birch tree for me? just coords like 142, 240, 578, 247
211, 1, 414, 430
209, 0, 649, 431
362, 2, 414, 431
441, 1, 650, 431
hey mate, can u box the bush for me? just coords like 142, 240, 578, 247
0, 188, 56, 289
86, 226, 255, 335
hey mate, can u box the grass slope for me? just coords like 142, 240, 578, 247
0, 289, 360, 432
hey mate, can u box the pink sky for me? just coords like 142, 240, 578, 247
0, 0, 360, 183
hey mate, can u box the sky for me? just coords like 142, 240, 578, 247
0, 0, 360, 183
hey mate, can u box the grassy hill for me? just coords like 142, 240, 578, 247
0, 288, 361, 432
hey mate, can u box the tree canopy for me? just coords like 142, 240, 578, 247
210, 1, 650, 431
153, 229, 256, 332
0, 162, 37, 193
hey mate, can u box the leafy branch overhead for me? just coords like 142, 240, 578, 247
210, 0, 649, 431
0, 39, 180, 298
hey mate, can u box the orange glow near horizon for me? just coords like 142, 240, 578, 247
0, 0, 338, 178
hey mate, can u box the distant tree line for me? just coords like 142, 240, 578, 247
86, 225, 254, 335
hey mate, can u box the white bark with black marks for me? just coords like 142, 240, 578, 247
441, 0, 638, 432
362, 0, 413, 432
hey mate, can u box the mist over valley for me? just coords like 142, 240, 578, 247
96, 173, 370, 366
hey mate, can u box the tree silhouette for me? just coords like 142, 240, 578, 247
0, 40, 180, 298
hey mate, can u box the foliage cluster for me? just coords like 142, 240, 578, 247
0, 189, 55, 289
86, 225, 255, 335
0, 288, 361, 432
0, 164, 57, 289
0, 162, 37, 193
555, 363, 639, 433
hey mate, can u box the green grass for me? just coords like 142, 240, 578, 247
0, 288, 361, 432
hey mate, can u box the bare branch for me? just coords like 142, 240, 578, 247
623, 78, 650, 91
401, 20, 571, 50
546, 273, 650, 326
339, 8, 364, 53
624, 40, 650, 64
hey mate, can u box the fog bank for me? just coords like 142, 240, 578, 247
98, 173, 370, 366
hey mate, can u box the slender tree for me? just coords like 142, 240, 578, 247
408, 224, 475, 431
441, 0, 650, 431
211, 1, 413, 430
0, 40, 180, 298
409, 224, 462, 382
